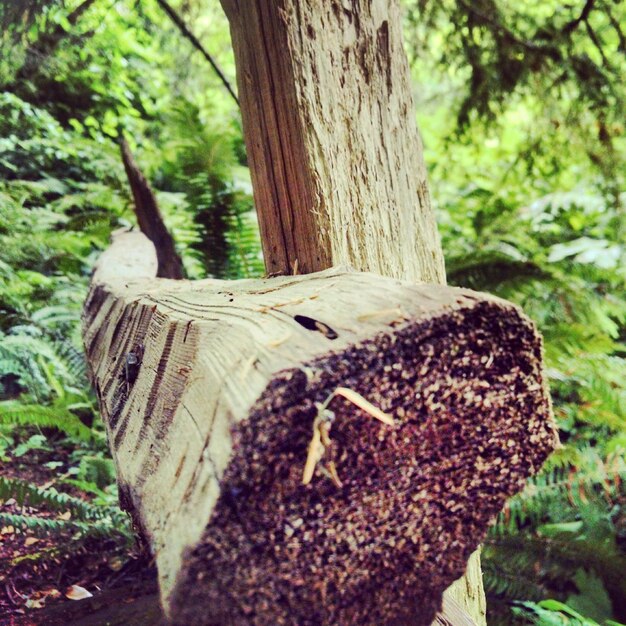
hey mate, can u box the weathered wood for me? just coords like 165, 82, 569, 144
120, 138, 185, 280
437, 596, 480, 626
220, 0, 445, 283
439, 549, 487, 624
83, 231, 557, 625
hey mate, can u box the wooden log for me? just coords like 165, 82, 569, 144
83, 231, 557, 625
219, 0, 446, 284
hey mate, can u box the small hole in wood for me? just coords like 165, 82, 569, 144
294, 315, 338, 340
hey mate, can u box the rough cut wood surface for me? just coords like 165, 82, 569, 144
83, 231, 557, 625
219, 0, 445, 283
218, 1, 478, 618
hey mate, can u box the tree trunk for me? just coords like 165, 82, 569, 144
219, 0, 445, 284
120, 138, 185, 280
218, 0, 478, 621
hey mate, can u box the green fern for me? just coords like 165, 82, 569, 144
0, 401, 91, 440
0, 512, 128, 539
441, 184, 626, 623
158, 97, 264, 280
0, 476, 131, 540
513, 600, 626, 626
493, 449, 626, 533
485, 446, 626, 621
0, 477, 117, 521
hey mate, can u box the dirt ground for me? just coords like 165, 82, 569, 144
0, 442, 163, 625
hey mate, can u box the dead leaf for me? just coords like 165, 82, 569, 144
1, 525, 15, 535
302, 426, 323, 485
65, 585, 93, 600
332, 388, 395, 425
58, 511, 71, 521
24, 537, 39, 547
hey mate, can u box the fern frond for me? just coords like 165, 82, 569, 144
447, 249, 550, 291
0, 511, 129, 539
0, 477, 119, 522
483, 557, 550, 602
484, 531, 626, 616
492, 449, 626, 534
0, 401, 91, 439
511, 600, 609, 625
0, 476, 131, 542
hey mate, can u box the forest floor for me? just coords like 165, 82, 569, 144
0, 443, 163, 625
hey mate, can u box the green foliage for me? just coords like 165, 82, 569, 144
0, 84, 133, 554
484, 448, 626, 619
403, 6, 626, 616
404, 0, 626, 199
0, 0, 254, 570
422, 71, 626, 620
157, 98, 263, 278
0, 476, 131, 541
1, 476, 118, 523
0, 402, 91, 440
513, 600, 626, 626
430, 159, 626, 623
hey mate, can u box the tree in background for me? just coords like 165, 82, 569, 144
405, 0, 626, 208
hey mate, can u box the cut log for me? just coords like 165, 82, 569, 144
83, 231, 557, 626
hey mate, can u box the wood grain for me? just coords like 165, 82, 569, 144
219, 0, 485, 621
220, 0, 445, 283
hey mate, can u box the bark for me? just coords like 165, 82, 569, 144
220, 0, 445, 283
83, 230, 557, 625
120, 138, 185, 280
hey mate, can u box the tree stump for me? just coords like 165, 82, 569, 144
83, 231, 557, 625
